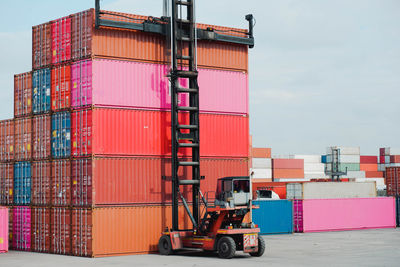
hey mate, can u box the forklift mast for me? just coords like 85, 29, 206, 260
170, 0, 201, 231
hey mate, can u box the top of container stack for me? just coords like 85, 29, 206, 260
32, 8, 250, 72
326, 146, 360, 155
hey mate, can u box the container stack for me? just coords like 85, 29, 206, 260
251, 147, 272, 181
292, 155, 327, 180
326, 146, 365, 178
0, 8, 251, 257
379, 147, 400, 171
385, 167, 399, 226
272, 158, 304, 182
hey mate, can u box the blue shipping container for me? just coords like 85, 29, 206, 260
253, 200, 293, 234
14, 162, 31, 205
32, 68, 51, 114
52, 111, 71, 158
321, 155, 327, 163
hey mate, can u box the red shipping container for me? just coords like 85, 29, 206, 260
252, 181, 287, 199
31, 161, 51, 206
0, 119, 14, 161
32, 22, 52, 69
0, 162, 13, 205
272, 159, 304, 169
14, 72, 32, 117
31, 207, 51, 253
51, 160, 71, 206
71, 156, 248, 206
365, 171, 384, 178
360, 164, 378, 172
390, 155, 400, 163
71, 208, 92, 256
386, 167, 400, 196
51, 64, 71, 111
33, 115, 51, 160
51, 207, 71, 255
52, 16, 71, 64
273, 169, 304, 179
71, 9, 248, 72
379, 148, 385, 156
15, 117, 32, 161
379, 155, 385, 164
360, 156, 378, 164
71, 108, 249, 158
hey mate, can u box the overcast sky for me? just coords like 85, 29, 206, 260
0, 0, 399, 155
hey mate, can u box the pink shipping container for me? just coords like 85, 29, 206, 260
0, 207, 8, 253
71, 59, 248, 114
0, 163, 13, 205
52, 16, 71, 64
33, 115, 51, 160
12, 206, 31, 251
0, 119, 14, 161
293, 198, 396, 233
31, 161, 51, 206
71, 108, 249, 158
272, 159, 304, 169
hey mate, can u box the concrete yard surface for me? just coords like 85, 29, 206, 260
1, 228, 399, 267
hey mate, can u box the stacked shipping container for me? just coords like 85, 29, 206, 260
0, 8, 251, 257
250, 147, 272, 180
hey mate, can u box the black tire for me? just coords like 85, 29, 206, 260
158, 235, 173, 255
217, 236, 236, 259
249, 236, 265, 257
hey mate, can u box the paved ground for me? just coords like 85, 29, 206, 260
1, 228, 399, 267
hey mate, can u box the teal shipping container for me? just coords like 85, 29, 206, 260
253, 200, 293, 234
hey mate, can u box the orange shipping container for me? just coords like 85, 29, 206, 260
71, 156, 248, 206
252, 181, 287, 199
273, 169, 304, 179
0, 162, 13, 205
360, 164, 378, 172
32, 207, 51, 253
15, 117, 33, 161
252, 148, 271, 158
0, 119, 14, 162
51, 64, 71, 111
71, 9, 248, 72
365, 171, 384, 178
32, 22, 52, 69
14, 72, 32, 117
51, 207, 71, 255
32, 115, 51, 160
71, 205, 193, 257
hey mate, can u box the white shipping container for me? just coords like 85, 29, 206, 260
304, 163, 325, 172
378, 164, 385, 171
286, 182, 377, 200
345, 171, 366, 178
326, 154, 360, 163
251, 168, 272, 179
389, 148, 400, 155
274, 178, 311, 182
293, 155, 321, 163
384, 147, 390, 155
304, 173, 329, 179
252, 158, 272, 169
326, 146, 360, 155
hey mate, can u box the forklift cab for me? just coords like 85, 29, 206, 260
215, 176, 251, 208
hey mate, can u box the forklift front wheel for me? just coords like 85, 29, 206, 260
249, 236, 265, 257
158, 235, 173, 255
217, 236, 236, 259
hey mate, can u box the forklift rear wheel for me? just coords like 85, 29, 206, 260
249, 236, 265, 257
217, 236, 236, 259
158, 235, 173, 255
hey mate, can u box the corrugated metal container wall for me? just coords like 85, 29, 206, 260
51, 112, 71, 158
293, 200, 303, 233
272, 159, 304, 169
71, 59, 248, 114
15, 117, 32, 161
12, 206, 31, 251
8, 207, 12, 248
31, 161, 51, 206
72, 109, 248, 158
273, 169, 304, 179
295, 198, 396, 232
14, 72, 32, 117
0, 207, 7, 253
360, 156, 378, 164
51, 160, 71, 206
71, 157, 248, 206
0, 119, 14, 161
72, 205, 192, 257
0, 162, 13, 205
71, 10, 248, 72
51, 64, 71, 111
396, 197, 400, 227
33, 115, 51, 160
386, 167, 400, 196
252, 200, 293, 234
51, 16, 71, 64
51, 207, 71, 255
32, 22, 52, 69
32, 68, 51, 114
14, 162, 31, 205
32, 207, 51, 253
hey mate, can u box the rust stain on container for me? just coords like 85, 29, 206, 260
33, 115, 51, 160
32, 207, 51, 253
14, 72, 32, 117
15, 117, 33, 161
31, 161, 51, 206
